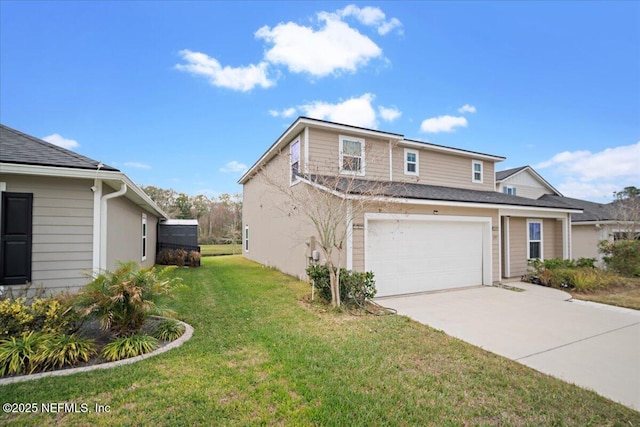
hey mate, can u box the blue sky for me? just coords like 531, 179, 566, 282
1, 1, 638, 202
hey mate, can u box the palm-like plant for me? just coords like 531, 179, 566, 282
74, 263, 182, 337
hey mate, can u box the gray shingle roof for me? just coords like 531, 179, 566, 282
538, 194, 615, 222
307, 175, 580, 210
0, 124, 118, 171
495, 166, 528, 181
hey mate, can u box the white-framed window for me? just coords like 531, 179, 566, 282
339, 135, 365, 175
141, 213, 147, 261
244, 225, 249, 252
503, 186, 516, 195
290, 139, 300, 184
404, 149, 419, 176
527, 219, 543, 260
472, 160, 483, 183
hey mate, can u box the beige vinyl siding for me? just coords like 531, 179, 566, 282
106, 192, 159, 271
572, 224, 603, 261
391, 146, 495, 191
498, 171, 556, 199
508, 217, 528, 278
542, 218, 563, 259
307, 128, 390, 181
2, 175, 94, 292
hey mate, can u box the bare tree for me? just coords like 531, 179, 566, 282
256, 143, 395, 307
610, 186, 640, 239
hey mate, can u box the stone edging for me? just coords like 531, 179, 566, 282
0, 319, 194, 386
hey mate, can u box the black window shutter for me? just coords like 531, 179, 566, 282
1, 192, 33, 285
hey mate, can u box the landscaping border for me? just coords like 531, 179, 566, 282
0, 320, 194, 386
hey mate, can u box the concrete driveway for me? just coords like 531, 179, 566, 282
377, 283, 640, 410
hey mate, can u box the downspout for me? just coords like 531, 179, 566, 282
99, 182, 127, 270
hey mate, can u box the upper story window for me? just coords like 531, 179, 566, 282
290, 139, 300, 184
472, 160, 483, 183
503, 186, 516, 195
339, 135, 365, 176
404, 149, 419, 176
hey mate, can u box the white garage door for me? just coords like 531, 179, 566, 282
366, 217, 487, 297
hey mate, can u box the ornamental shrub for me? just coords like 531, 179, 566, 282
101, 334, 158, 361
305, 265, 377, 304
0, 296, 78, 339
599, 240, 640, 277
74, 263, 182, 337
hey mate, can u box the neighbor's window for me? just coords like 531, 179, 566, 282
404, 149, 419, 175
528, 220, 542, 260
244, 225, 249, 252
472, 160, 483, 183
503, 186, 516, 195
290, 139, 300, 184
141, 214, 148, 261
340, 136, 365, 175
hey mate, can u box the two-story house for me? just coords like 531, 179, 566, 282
239, 117, 581, 297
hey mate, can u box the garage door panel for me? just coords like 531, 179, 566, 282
367, 218, 486, 297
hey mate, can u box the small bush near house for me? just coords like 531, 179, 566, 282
188, 250, 201, 267
0, 331, 47, 376
526, 258, 621, 291
0, 296, 79, 339
37, 333, 97, 370
599, 240, 640, 277
156, 248, 201, 267
101, 334, 158, 362
153, 318, 185, 341
74, 263, 182, 337
306, 265, 377, 304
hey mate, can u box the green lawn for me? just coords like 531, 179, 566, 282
200, 244, 242, 256
1, 256, 638, 426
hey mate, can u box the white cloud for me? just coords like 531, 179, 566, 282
175, 49, 274, 92
378, 105, 401, 122
299, 93, 378, 128
420, 115, 468, 133
124, 162, 151, 170
338, 5, 403, 35
220, 161, 248, 173
42, 133, 79, 150
458, 104, 477, 114
255, 12, 382, 77
269, 107, 297, 118
535, 141, 640, 201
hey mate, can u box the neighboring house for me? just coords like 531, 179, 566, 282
496, 165, 637, 263
0, 124, 167, 294
239, 117, 581, 297
539, 194, 637, 263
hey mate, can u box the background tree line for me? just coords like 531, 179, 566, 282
142, 186, 242, 245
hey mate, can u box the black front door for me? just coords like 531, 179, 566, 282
1, 192, 33, 285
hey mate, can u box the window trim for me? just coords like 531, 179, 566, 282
472, 160, 483, 183
404, 148, 419, 176
339, 135, 365, 176
503, 186, 516, 195
290, 138, 301, 185
141, 213, 147, 261
527, 219, 543, 260
244, 225, 249, 252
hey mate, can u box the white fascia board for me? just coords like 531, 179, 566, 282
398, 140, 505, 162
0, 162, 167, 218
499, 207, 581, 218
572, 220, 636, 226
